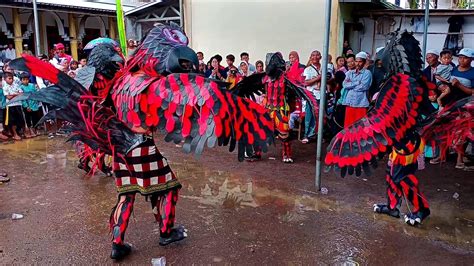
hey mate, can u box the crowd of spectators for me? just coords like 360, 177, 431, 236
0, 42, 87, 141
0, 39, 472, 171
197, 41, 473, 170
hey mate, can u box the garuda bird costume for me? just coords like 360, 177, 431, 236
10, 23, 274, 260
74, 38, 125, 175
325, 31, 474, 227
233, 52, 318, 163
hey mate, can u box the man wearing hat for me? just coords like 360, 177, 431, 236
22, 44, 33, 56
341, 51, 373, 127
50, 43, 72, 70
422, 49, 440, 83
443, 48, 474, 104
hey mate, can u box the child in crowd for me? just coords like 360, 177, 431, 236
0, 74, 8, 140
225, 66, 242, 90
434, 50, 453, 109
3, 72, 24, 140
424, 90, 439, 159
79, 58, 87, 68
20, 72, 42, 137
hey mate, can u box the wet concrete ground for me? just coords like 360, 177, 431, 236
0, 136, 473, 265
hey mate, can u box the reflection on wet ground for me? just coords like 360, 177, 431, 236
0, 137, 473, 264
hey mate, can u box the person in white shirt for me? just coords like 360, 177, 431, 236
239, 52, 256, 73
2, 72, 24, 140
301, 50, 322, 143
4, 44, 16, 60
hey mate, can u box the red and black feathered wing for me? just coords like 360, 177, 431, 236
112, 72, 275, 156
325, 73, 424, 176
422, 96, 474, 160
11, 55, 275, 159
9, 56, 143, 155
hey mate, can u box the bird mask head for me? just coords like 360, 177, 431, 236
127, 22, 199, 77
265, 52, 285, 79
87, 42, 125, 80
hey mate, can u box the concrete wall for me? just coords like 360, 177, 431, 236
186, 0, 327, 66
357, 15, 474, 65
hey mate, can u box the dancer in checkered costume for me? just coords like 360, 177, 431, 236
10, 23, 275, 261
113, 137, 180, 195
110, 136, 184, 253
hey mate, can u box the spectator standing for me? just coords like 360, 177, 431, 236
334, 56, 347, 102
342, 40, 352, 57
0, 45, 6, 62
431, 48, 474, 169
335, 56, 347, 73
0, 74, 8, 140
198, 62, 207, 75
20, 72, 42, 137
442, 48, 474, 105
255, 60, 265, 73
50, 43, 72, 70
197, 51, 205, 63
422, 50, 440, 83
3, 72, 24, 140
212, 54, 227, 78
433, 50, 454, 108
224, 54, 236, 73
4, 44, 16, 60
239, 61, 254, 77
127, 39, 138, 57
288, 51, 306, 70
22, 44, 33, 56
327, 54, 335, 75
302, 50, 322, 143
341, 52, 372, 127
225, 66, 242, 90
205, 57, 227, 81
79, 58, 87, 68
240, 52, 256, 73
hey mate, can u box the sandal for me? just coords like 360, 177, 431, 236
455, 163, 465, 169
301, 138, 309, 144
429, 157, 444, 165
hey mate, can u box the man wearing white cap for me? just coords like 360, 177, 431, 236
341, 51, 372, 127
444, 48, 474, 104
422, 49, 440, 83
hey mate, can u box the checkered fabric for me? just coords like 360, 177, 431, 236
113, 137, 181, 195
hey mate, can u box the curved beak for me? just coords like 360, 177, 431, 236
166, 46, 199, 73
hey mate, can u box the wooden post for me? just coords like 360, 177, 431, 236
39, 11, 46, 55
12, 8, 23, 57
68, 13, 78, 60
108, 17, 117, 40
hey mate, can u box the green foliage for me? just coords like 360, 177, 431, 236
408, 0, 420, 9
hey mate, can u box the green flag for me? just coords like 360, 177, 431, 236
116, 0, 127, 56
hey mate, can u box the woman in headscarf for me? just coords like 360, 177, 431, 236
255, 60, 265, 73
288, 51, 306, 71
239, 61, 254, 77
